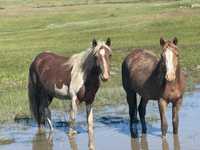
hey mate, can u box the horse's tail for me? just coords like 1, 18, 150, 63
121, 59, 130, 91
28, 67, 42, 126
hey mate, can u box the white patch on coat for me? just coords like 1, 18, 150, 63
47, 117, 53, 131
54, 84, 69, 96
63, 40, 111, 95
67, 51, 89, 94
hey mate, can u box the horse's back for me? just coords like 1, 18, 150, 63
31, 52, 68, 68
122, 49, 158, 94
29, 52, 72, 97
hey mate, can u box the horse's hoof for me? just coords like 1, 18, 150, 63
89, 146, 95, 150
162, 135, 167, 140
173, 130, 178, 134
68, 129, 77, 136
38, 127, 45, 133
141, 133, 147, 137
141, 133, 147, 139
131, 132, 139, 138
142, 129, 147, 134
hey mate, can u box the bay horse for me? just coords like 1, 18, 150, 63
28, 38, 112, 149
122, 37, 186, 138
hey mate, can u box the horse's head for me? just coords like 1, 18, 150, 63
92, 38, 112, 81
160, 37, 179, 82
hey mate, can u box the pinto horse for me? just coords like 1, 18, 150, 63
28, 38, 112, 149
122, 37, 186, 138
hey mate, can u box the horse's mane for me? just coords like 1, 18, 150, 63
67, 41, 111, 93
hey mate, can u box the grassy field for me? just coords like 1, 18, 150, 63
0, 0, 200, 122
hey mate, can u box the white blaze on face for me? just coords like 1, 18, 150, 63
99, 48, 105, 56
165, 48, 176, 81
99, 48, 109, 80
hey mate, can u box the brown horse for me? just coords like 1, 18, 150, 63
28, 38, 112, 149
122, 37, 186, 138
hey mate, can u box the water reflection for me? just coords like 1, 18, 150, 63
173, 135, 180, 150
67, 134, 78, 150
131, 134, 180, 150
32, 130, 53, 150
162, 135, 181, 150
162, 138, 169, 150
131, 134, 148, 150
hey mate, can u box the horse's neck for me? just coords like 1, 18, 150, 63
155, 58, 166, 87
81, 53, 96, 74
85, 56, 101, 76
69, 49, 97, 93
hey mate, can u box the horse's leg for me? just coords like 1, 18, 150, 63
40, 93, 53, 131
127, 91, 138, 138
86, 104, 95, 150
138, 97, 148, 134
172, 99, 181, 134
158, 98, 168, 138
44, 95, 53, 131
38, 93, 46, 129
68, 94, 78, 136
45, 107, 53, 131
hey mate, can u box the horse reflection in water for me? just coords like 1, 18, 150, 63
173, 135, 180, 150
131, 134, 180, 150
32, 130, 79, 150
131, 134, 148, 150
32, 130, 53, 150
162, 135, 180, 150
68, 134, 78, 150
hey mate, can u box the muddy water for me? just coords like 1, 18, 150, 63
0, 85, 200, 150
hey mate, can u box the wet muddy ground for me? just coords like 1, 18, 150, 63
0, 85, 200, 150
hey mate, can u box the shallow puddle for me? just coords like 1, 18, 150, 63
0, 85, 200, 150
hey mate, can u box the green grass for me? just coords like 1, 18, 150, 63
0, 0, 200, 122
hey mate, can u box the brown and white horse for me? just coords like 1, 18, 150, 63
28, 38, 112, 149
122, 37, 186, 138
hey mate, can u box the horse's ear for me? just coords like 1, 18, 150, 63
160, 37, 165, 47
106, 37, 111, 47
92, 38, 97, 47
173, 37, 178, 45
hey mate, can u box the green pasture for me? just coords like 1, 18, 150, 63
0, 0, 200, 121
